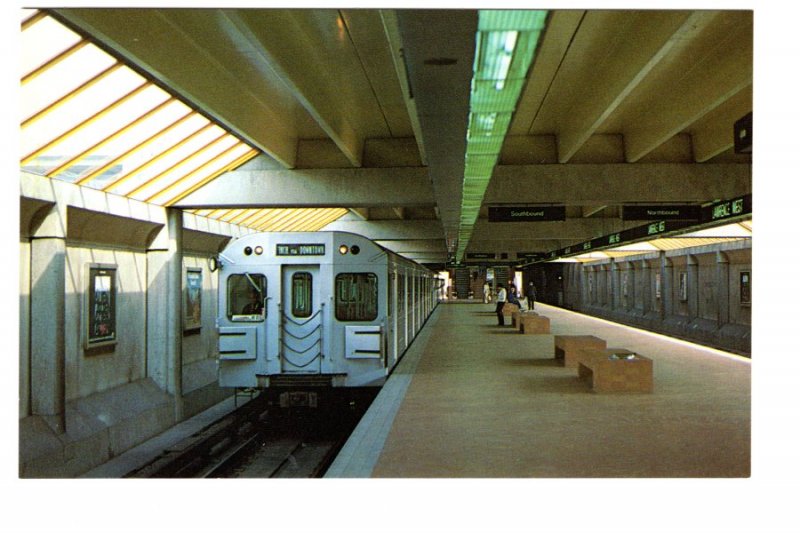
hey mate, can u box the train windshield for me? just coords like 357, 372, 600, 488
227, 273, 266, 321
335, 273, 378, 321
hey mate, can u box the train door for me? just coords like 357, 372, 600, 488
219, 272, 267, 367
280, 265, 322, 373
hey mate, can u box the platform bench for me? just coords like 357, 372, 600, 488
502, 303, 520, 317
511, 309, 536, 329
519, 313, 550, 334
554, 335, 607, 368
574, 348, 653, 393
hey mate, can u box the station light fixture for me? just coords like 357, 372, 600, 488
455, 10, 548, 262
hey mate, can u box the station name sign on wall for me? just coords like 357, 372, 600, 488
488, 205, 566, 222
276, 244, 326, 256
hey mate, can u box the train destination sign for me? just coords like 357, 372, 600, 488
488, 205, 566, 222
276, 243, 326, 256
622, 205, 701, 221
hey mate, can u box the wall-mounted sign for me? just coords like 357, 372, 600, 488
276, 243, 326, 256
734, 112, 752, 154
184, 268, 202, 331
488, 206, 566, 222
466, 252, 496, 259
86, 264, 117, 349
622, 205, 701, 221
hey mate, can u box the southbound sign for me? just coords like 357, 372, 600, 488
488, 205, 566, 222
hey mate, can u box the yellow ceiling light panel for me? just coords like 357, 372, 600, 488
152, 142, 255, 205
168, 148, 259, 206
105, 121, 219, 196
47, 96, 177, 180
20, 12, 260, 214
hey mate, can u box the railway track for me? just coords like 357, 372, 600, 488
126, 390, 372, 478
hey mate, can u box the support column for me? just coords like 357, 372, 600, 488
687, 254, 699, 319
660, 252, 673, 321
610, 260, 619, 311
640, 259, 652, 316
29, 207, 66, 433
167, 208, 184, 421
146, 208, 184, 422
716, 251, 731, 328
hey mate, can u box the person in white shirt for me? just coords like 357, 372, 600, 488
495, 283, 508, 325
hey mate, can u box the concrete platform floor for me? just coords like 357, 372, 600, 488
368, 302, 750, 477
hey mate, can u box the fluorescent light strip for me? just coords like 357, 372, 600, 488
456, 10, 547, 262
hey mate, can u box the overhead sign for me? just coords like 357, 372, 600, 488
622, 205, 701, 221
488, 205, 566, 222
540, 194, 752, 261
276, 243, 326, 256
705, 194, 751, 223
466, 252, 496, 259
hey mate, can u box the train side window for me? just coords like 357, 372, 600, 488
335, 273, 378, 321
227, 274, 266, 321
292, 272, 313, 318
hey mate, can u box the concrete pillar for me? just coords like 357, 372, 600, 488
146, 209, 184, 421
623, 262, 633, 311
29, 207, 66, 432
716, 251, 731, 328
687, 254, 699, 319
660, 252, 673, 321
610, 260, 619, 310
640, 259, 652, 315
167, 209, 184, 421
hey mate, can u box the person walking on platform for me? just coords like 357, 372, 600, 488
525, 282, 537, 311
483, 282, 491, 303
495, 283, 507, 326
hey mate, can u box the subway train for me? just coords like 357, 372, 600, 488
213, 231, 439, 405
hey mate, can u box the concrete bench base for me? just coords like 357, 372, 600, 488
519, 314, 550, 334
554, 335, 607, 367
575, 348, 653, 393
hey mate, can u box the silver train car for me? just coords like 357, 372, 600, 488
214, 231, 438, 399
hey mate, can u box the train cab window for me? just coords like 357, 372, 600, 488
291, 272, 313, 318
335, 273, 378, 321
227, 274, 266, 321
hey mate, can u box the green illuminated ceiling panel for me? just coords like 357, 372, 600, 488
456, 9, 547, 262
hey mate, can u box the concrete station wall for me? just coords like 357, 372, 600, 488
18, 172, 246, 477
557, 241, 751, 355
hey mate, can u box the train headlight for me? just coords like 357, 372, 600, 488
339, 244, 349, 255
254, 246, 263, 255
350, 245, 360, 255
244, 246, 253, 256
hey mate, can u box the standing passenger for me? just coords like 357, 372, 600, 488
495, 283, 507, 326
525, 282, 537, 311
483, 282, 491, 303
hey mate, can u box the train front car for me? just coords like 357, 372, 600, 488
215, 231, 435, 407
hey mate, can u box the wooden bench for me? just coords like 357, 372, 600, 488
554, 335, 607, 368
519, 313, 550, 334
574, 348, 653, 393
